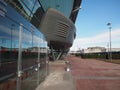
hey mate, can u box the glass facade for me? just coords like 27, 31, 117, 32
0, 0, 48, 90
8, 0, 44, 28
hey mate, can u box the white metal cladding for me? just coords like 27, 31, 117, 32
40, 8, 76, 44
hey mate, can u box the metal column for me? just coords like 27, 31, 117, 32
37, 44, 40, 85
51, 45, 55, 61
17, 23, 23, 90
56, 50, 64, 60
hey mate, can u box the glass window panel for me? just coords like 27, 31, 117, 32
21, 27, 38, 90
22, 0, 36, 11
18, 0, 31, 16
30, 1, 44, 28
9, 0, 31, 20
0, 1, 48, 89
32, 1, 40, 14
0, 16, 19, 90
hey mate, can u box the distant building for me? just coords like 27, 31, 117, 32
69, 47, 120, 54
82, 47, 106, 53
106, 48, 120, 52
68, 50, 76, 54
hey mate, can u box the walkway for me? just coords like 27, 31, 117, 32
36, 55, 120, 90
36, 60, 75, 90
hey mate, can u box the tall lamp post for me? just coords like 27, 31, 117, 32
107, 23, 112, 61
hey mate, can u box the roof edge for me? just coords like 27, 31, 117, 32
70, 0, 82, 23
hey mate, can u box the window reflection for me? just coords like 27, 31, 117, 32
9, 0, 29, 20
32, 0, 40, 14
21, 0, 36, 11
9, 0, 44, 28
0, 1, 48, 89
31, 7, 44, 27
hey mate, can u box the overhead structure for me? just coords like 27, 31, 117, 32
39, 0, 82, 60
40, 8, 76, 50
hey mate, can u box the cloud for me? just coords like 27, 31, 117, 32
70, 28, 120, 51
0, 25, 45, 46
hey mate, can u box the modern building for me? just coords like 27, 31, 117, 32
106, 48, 120, 52
0, 0, 82, 90
77, 47, 120, 54
83, 47, 106, 53
39, 0, 82, 60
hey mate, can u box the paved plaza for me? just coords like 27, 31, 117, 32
36, 55, 120, 90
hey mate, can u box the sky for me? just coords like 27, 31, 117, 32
70, 0, 120, 51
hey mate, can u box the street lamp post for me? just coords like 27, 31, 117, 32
107, 23, 112, 61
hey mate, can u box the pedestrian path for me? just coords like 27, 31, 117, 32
36, 55, 120, 90
36, 60, 75, 90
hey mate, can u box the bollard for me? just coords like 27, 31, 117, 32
65, 61, 70, 72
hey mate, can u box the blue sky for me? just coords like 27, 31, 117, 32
70, 0, 120, 51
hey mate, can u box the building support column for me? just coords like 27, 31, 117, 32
56, 50, 64, 60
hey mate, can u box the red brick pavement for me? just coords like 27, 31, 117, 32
67, 55, 120, 90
